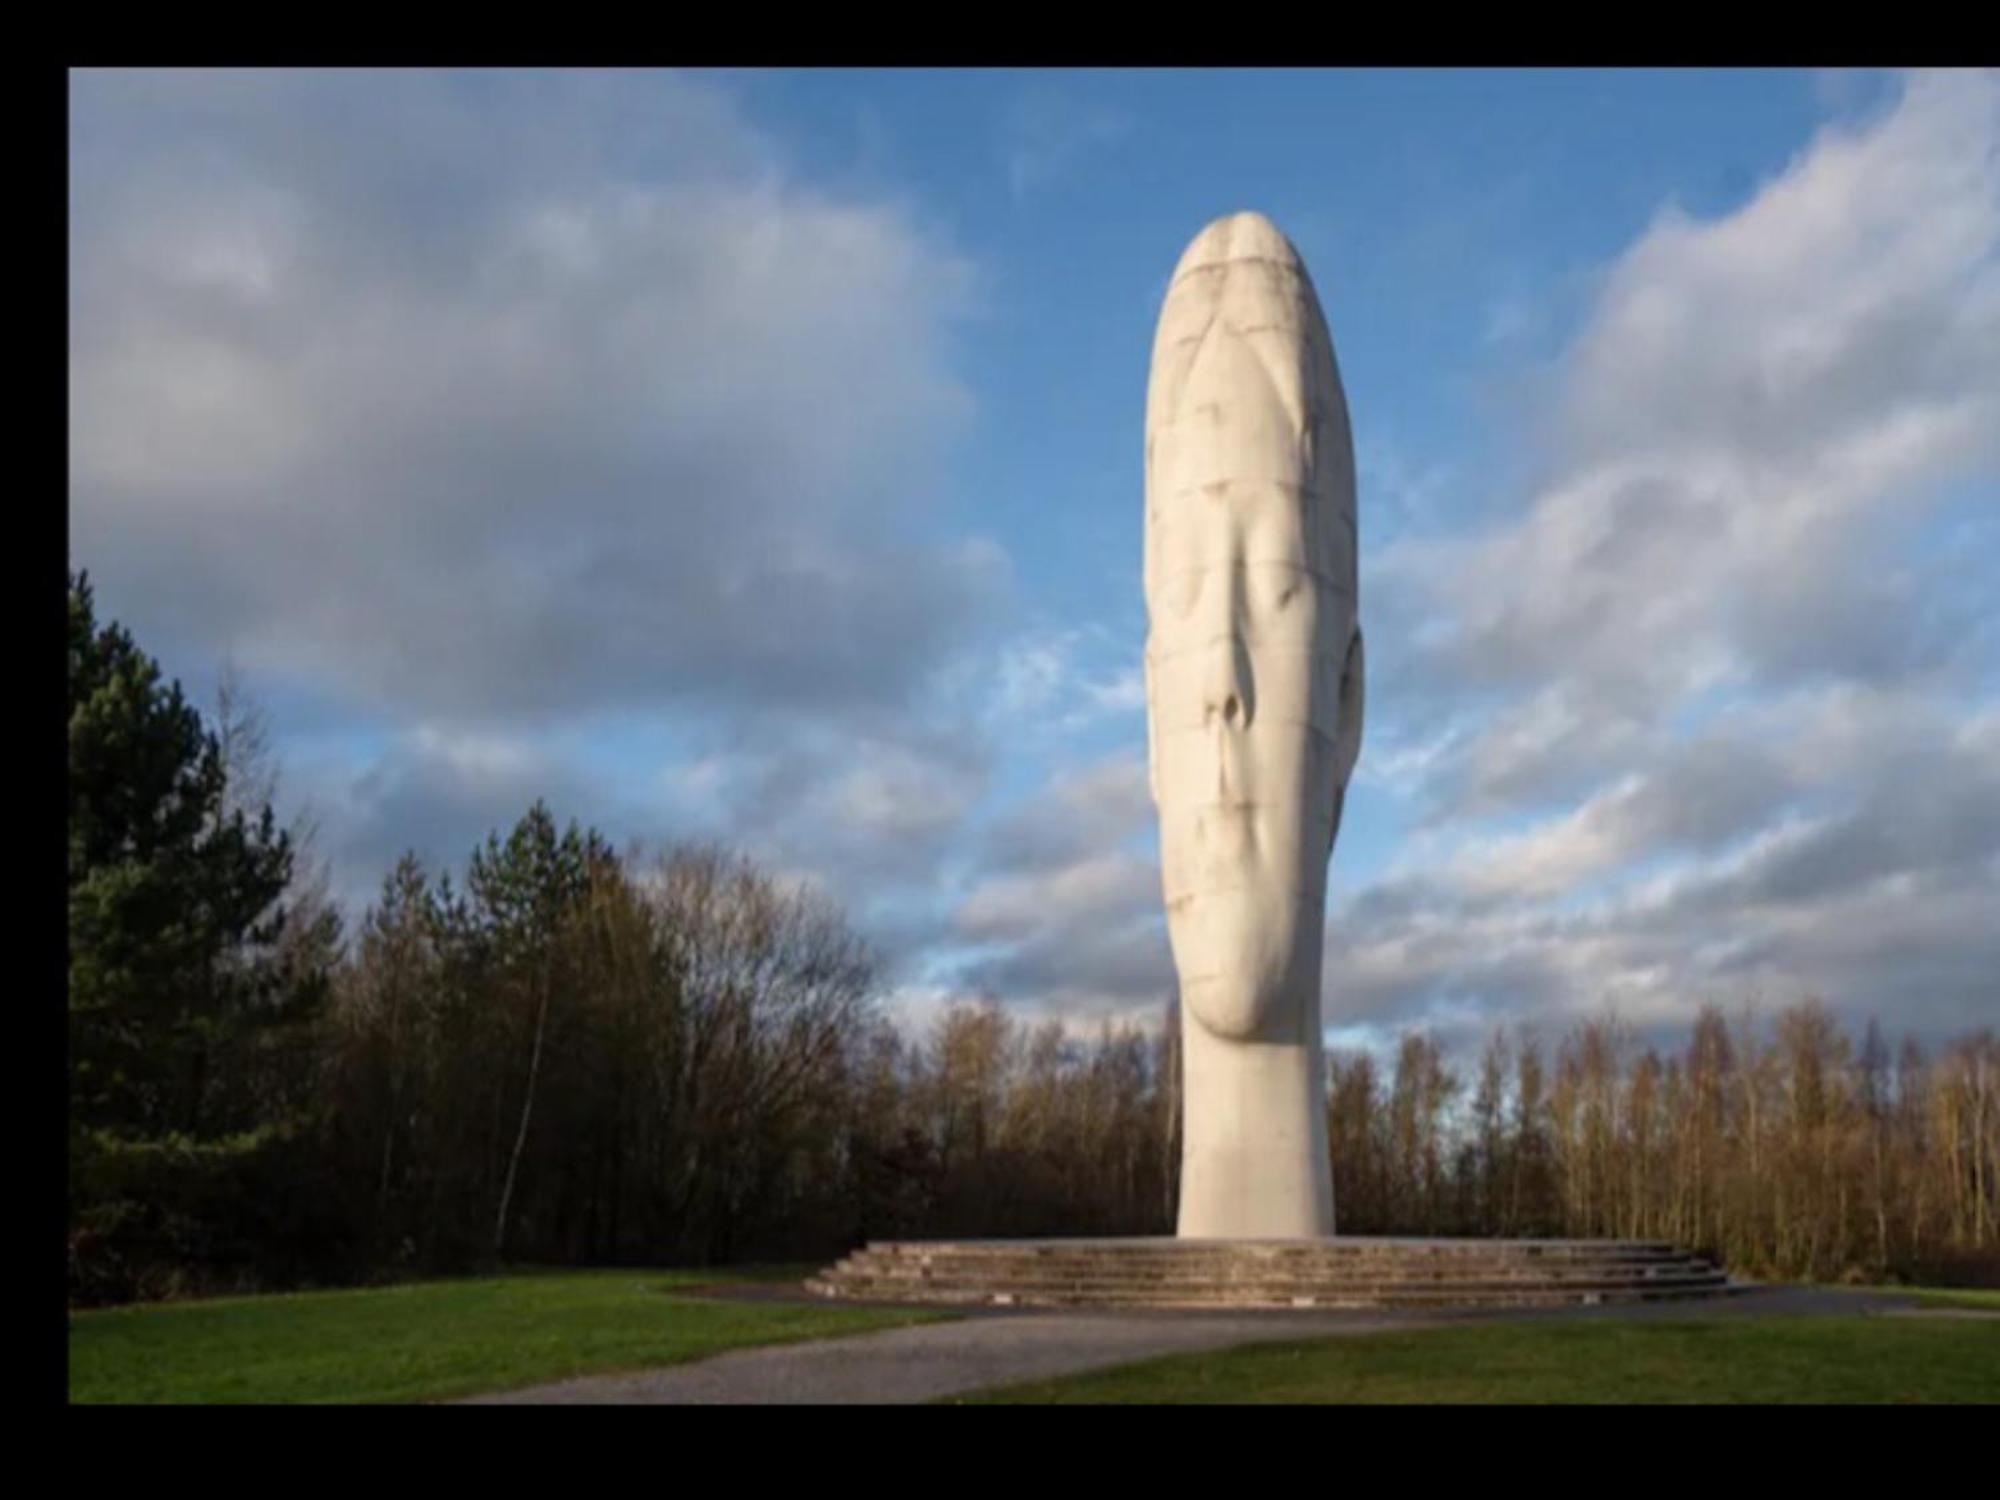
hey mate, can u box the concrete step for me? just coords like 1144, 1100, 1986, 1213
855, 1239, 1686, 1259
815, 1284, 1730, 1308
838, 1246, 1712, 1266
804, 1278, 1740, 1310
808, 1236, 1737, 1309
820, 1266, 1728, 1290
848, 1252, 1695, 1270
828, 1264, 1720, 1288
829, 1270, 1723, 1292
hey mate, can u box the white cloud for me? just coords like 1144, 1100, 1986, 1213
982, 623, 1148, 740
956, 851, 1157, 943
1330, 69, 2000, 1045
928, 751, 1168, 1019
999, 88, 1131, 201
70, 69, 2000, 1054
70, 69, 1001, 726
908, 72, 2000, 1049
979, 752, 1152, 872
1395, 71, 1999, 710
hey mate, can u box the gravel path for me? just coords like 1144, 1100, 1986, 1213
455, 1284, 1906, 1405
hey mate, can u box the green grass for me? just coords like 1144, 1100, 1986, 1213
959, 1316, 2000, 1404
69, 1267, 947, 1404
1880, 1285, 2000, 1312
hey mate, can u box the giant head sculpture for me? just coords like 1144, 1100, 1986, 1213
1144, 211, 1363, 1238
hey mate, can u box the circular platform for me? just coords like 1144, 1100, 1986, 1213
806, 1236, 1737, 1310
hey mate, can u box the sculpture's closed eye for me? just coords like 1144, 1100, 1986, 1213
1261, 570, 1300, 613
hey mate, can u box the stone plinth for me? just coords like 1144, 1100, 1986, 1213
806, 1237, 1736, 1310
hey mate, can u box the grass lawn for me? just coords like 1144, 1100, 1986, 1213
1876, 1286, 2000, 1312
960, 1315, 2000, 1404
69, 1267, 947, 1404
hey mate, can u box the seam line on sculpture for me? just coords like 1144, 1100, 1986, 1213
1167, 255, 1306, 291
1167, 321, 1307, 349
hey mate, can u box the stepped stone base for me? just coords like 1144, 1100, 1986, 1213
806, 1236, 1737, 1310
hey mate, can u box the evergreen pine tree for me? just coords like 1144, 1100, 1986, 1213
68, 571, 329, 1298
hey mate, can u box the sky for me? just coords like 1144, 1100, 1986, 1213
68, 67, 2000, 1059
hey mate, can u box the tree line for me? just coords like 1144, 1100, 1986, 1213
67, 573, 1998, 1303
1325, 1009, 1998, 1286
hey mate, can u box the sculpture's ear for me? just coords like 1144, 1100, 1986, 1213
1335, 625, 1365, 785
1327, 626, 1364, 850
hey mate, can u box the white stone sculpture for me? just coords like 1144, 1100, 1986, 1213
1144, 211, 1365, 1238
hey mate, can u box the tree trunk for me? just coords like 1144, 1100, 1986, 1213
494, 978, 551, 1259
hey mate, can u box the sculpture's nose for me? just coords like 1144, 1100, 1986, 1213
1204, 631, 1252, 732
1197, 560, 1252, 732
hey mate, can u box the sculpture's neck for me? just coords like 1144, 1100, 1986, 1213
1176, 975, 1334, 1240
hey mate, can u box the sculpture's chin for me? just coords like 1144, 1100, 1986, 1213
1171, 887, 1317, 1044
1183, 977, 1287, 1042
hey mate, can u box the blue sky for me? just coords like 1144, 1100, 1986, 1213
68, 68, 1999, 1056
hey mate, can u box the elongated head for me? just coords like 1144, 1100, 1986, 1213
1143, 212, 1364, 1043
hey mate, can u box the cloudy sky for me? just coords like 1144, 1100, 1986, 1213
69, 68, 2000, 1056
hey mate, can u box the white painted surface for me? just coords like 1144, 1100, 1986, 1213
1144, 212, 1364, 1238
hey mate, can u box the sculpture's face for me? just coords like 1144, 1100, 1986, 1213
1144, 213, 1362, 1045
1147, 490, 1358, 1043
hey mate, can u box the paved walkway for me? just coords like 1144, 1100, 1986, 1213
456, 1283, 1909, 1405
